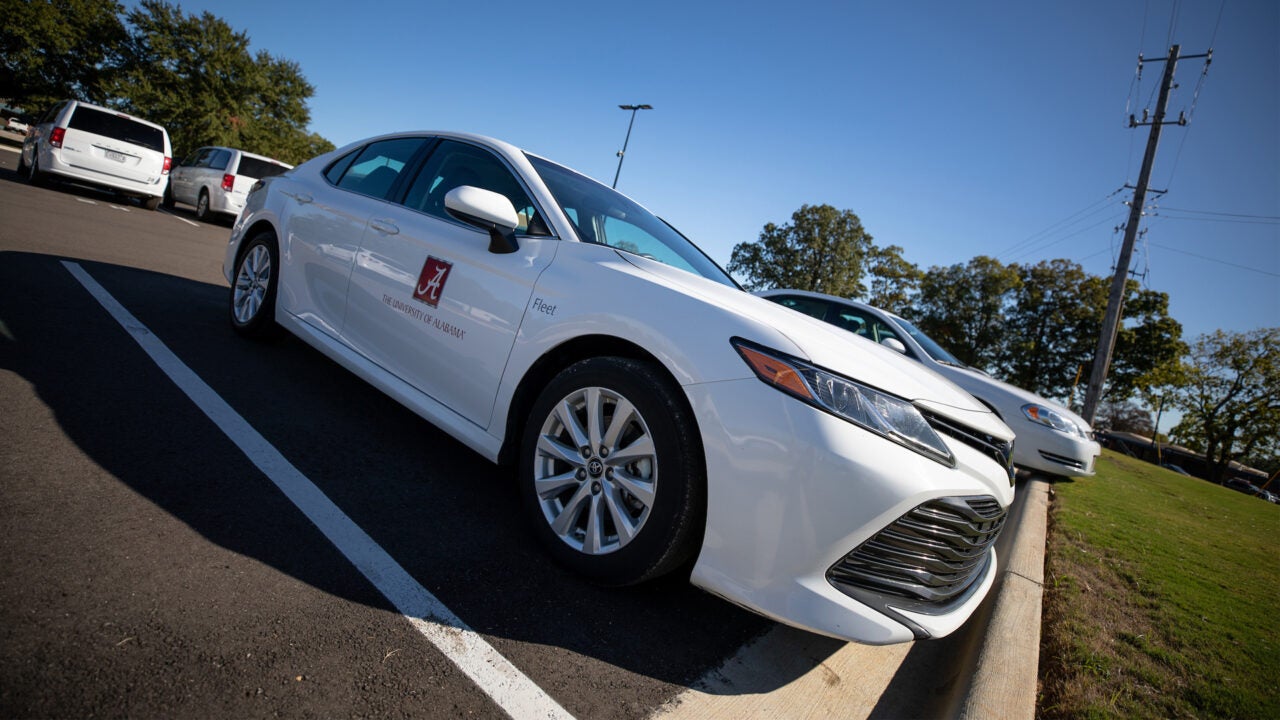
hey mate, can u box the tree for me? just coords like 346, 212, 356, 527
727, 205, 878, 297
906, 256, 1021, 371
1165, 328, 1280, 483
1001, 259, 1103, 399
0, 0, 128, 111
1109, 284, 1186, 402
107, 0, 332, 164
864, 244, 923, 310
1093, 400, 1155, 436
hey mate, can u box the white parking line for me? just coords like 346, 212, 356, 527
62, 261, 574, 720
76, 197, 97, 205
159, 208, 200, 227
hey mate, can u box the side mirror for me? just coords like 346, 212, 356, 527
881, 337, 908, 354
444, 186, 520, 254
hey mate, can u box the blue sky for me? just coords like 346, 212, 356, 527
138, 0, 1277, 345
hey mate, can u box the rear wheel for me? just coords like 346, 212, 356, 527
142, 196, 161, 211
229, 232, 281, 339
24, 152, 47, 187
161, 185, 175, 209
519, 357, 705, 586
196, 189, 212, 221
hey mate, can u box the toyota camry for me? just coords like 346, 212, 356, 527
223, 131, 1016, 644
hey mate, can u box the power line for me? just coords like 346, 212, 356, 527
997, 188, 1126, 258
1006, 209, 1131, 263
1149, 242, 1280, 277
1154, 213, 1280, 226
1158, 206, 1280, 220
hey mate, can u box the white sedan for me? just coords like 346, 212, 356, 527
223, 131, 1016, 644
759, 289, 1102, 478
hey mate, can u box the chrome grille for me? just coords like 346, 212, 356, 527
827, 495, 1007, 604
921, 410, 1015, 484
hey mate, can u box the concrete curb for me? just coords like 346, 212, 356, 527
956, 477, 1050, 720
651, 477, 1052, 720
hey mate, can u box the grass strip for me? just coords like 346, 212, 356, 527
1039, 450, 1278, 719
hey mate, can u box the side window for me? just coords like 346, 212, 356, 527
180, 149, 206, 167
770, 295, 830, 321
324, 149, 359, 185
209, 149, 232, 171
829, 308, 871, 337
833, 308, 907, 349
332, 137, 426, 200
403, 140, 547, 235
193, 148, 216, 167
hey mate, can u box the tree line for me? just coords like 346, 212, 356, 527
729, 204, 1279, 482
1, 0, 334, 165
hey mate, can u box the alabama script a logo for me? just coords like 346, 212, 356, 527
413, 256, 452, 308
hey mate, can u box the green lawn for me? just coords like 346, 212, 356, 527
1038, 450, 1279, 719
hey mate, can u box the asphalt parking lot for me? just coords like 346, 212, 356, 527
0, 143, 1033, 719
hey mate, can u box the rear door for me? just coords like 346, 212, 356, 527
171, 148, 213, 204
280, 136, 431, 340
60, 105, 167, 184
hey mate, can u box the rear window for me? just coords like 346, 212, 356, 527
236, 156, 289, 179
67, 106, 165, 153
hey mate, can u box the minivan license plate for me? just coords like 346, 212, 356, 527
105, 150, 127, 163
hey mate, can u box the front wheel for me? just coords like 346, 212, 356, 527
519, 357, 705, 586
229, 232, 281, 339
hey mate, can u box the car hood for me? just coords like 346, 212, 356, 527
937, 364, 1093, 431
619, 254, 1014, 441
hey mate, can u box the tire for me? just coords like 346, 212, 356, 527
142, 196, 161, 211
25, 152, 47, 187
17, 151, 29, 176
519, 357, 705, 586
229, 232, 281, 339
196, 189, 212, 221
161, 185, 175, 209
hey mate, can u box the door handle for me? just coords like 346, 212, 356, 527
370, 218, 399, 235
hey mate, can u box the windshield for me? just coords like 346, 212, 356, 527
528, 155, 738, 288
893, 315, 965, 366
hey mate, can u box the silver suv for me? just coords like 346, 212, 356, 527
166, 146, 293, 222
19, 100, 172, 210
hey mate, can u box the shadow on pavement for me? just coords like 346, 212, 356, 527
0, 252, 820, 703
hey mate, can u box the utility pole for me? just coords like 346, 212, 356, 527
612, 104, 652, 189
1081, 44, 1208, 425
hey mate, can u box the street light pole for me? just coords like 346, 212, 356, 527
612, 104, 652, 189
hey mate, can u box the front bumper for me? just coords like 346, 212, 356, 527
1011, 420, 1101, 477
685, 378, 1015, 644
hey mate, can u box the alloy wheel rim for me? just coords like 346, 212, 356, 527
232, 244, 271, 323
533, 386, 658, 555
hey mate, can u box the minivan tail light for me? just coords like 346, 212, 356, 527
221, 173, 234, 191
162, 157, 172, 174
50, 127, 66, 148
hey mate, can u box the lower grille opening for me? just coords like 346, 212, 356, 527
1039, 450, 1085, 470
827, 495, 1007, 605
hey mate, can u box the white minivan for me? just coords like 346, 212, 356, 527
19, 100, 172, 210
166, 146, 293, 222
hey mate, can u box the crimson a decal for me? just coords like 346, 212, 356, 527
413, 256, 452, 308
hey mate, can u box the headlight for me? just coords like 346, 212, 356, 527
1021, 404, 1086, 438
732, 338, 954, 467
